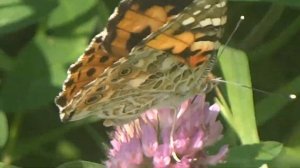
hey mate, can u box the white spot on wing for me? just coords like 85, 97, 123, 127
99, 29, 108, 38
204, 4, 211, 9
129, 75, 149, 88
193, 10, 201, 15
60, 113, 66, 120
216, 1, 226, 8
200, 18, 212, 27
212, 18, 221, 26
191, 41, 214, 51
108, 8, 119, 20
221, 16, 227, 25
182, 17, 195, 26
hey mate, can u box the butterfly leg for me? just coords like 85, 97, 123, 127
202, 73, 219, 93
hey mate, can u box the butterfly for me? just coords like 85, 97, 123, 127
55, 0, 227, 126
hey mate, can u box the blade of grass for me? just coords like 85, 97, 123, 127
215, 87, 235, 129
0, 111, 8, 149
240, 4, 285, 50
251, 15, 300, 62
218, 47, 259, 144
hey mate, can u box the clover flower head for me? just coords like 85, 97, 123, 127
106, 95, 228, 168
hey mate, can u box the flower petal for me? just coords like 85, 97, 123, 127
153, 144, 171, 168
141, 123, 158, 157
204, 145, 229, 165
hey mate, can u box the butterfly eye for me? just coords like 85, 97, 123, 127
85, 94, 102, 105
119, 67, 132, 76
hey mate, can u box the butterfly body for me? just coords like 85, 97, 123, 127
55, 0, 227, 125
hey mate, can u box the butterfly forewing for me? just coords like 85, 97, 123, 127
55, 0, 194, 112
55, 0, 227, 125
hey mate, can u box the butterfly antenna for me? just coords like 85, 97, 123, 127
219, 15, 245, 57
212, 78, 297, 100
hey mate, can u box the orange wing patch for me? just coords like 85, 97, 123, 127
56, 36, 121, 107
146, 29, 215, 68
107, 3, 173, 57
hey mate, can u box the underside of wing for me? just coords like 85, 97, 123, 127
55, 0, 194, 112
56, 0, 227, 124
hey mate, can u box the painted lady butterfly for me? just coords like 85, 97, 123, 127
55, 0, 227, 126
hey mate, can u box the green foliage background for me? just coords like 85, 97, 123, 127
0, 0, 299, 167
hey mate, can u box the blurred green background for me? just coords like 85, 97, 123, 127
0, 0, 299, 167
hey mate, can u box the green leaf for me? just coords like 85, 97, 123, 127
0, 111, 8, 148
38, 34, 88, 86
46, 0, 112, 36
286, 120, 300, 146
0, 50, 14, 71
218, 47, 259, 144
0, 33, 88, 112
96, 0, 113, 27
56, 140, 81, 159
216, 141, 283, 168
57, 160, 105, 168
271, 147, 300, 168
12, 117, 99, 160
48, 0, 97, 28
0, 0, 58, 35
0, 162, 20, 168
